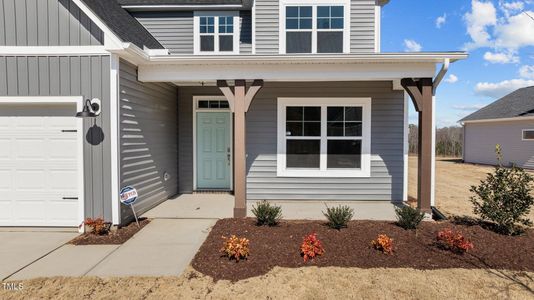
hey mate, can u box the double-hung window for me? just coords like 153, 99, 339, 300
281, 1, 349, 54
194, 12, 239, 54
277, 98, 371, 177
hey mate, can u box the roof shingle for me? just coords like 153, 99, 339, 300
460, 86, 534, 122
81, 0, 164, 49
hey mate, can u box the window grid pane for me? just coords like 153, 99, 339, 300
327, 140, 361, 169
327, 107, 362, 137
286, 6, 313, 30
200, 17, 215, 34
317, 6, 344, 29
286, 106, 321, 137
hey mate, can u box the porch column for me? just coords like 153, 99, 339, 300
217, 80, 264, 217
401, 78, 434, 213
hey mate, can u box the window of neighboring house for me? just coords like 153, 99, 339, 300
195, 13, 238, 54
277, 98, 371, 177
523, 129, 534, 140
283, 4, 347, 54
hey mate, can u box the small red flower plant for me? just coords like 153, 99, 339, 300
436, 228, 474, 254
300, 233, 325, 262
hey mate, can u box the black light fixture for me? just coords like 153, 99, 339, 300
76, 99, 100, 118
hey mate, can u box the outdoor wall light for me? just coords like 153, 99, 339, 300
76, 98, 101, 118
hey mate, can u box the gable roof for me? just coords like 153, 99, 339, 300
81, 0, 163, 49
460, 86, 534, 122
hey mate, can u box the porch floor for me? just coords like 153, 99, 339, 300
143, 194, 401, 221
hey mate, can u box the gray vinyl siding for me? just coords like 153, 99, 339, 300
133, 11, 252, 55
0, 0, 103, 46
350, 0, 375, 52
178, 81, 404, 201
119, 60, 178, 224
464, 120, 534, 169
240, 10, 252, 54
255, 0, 279, 54
133, 11, 194, 55
0, 55, 112, 221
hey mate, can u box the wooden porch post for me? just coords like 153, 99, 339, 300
217, 80, 264, 217
401, 78, 434, 213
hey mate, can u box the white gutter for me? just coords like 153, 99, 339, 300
461, 116, 534, 124
146, 53, 467, 65
432, 58, 450, 95
122, 4, 244, 11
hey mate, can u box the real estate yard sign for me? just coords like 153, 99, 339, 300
120, 186, 140, 227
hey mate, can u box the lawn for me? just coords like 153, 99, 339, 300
1, 267, 533, 299
408, 156, 534, 222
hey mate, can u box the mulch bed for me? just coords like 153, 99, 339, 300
70, 218, 150, 245
192, 218, 534, 281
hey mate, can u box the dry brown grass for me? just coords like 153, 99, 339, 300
408, 156, 534, 222
1, 267, 533, 300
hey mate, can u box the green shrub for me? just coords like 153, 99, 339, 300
395, 205, 425, 230
469, 145, 534, 235
251, 200, 282, 226
323, 205, 354, 229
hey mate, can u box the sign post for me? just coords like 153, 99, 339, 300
119, 186, 140, 227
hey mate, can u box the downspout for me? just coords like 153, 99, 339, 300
432, 58, 449, 95
429, 58, 449, 211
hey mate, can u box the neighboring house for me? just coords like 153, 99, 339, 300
0, 0, 466, 229
460, 86, 534, 169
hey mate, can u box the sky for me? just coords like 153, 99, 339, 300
381, 0, 534, 127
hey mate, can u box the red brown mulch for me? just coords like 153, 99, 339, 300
191, 218, 534, 282
70, 218, 150, 245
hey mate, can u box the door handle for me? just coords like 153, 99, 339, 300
62, 197, 79, 200
227, 147, 231, 165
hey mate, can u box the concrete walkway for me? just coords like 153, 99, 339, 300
0, 231, 78, 280
87, 219, 215, 277
4, 219, 216, 280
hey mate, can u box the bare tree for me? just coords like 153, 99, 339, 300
409, 125, 463, 157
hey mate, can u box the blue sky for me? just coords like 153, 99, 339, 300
381, 0, 534, 127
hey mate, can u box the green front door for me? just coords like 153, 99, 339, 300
196, 112, 231, 189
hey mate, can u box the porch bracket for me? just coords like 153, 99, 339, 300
401, 77, 434, 213
217, 79, 264, 218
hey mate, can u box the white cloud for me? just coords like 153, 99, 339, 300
494, 11, 534, 49
475, 79, 534, 98
483, 51, 520, 64
519, 65, 534, 79
403, 39, 422, 52
452, 104, 486, 111
436, 13, 447, 28
500, 1, 525, 17
464, 0, 497, 49
444, 74, 459, 83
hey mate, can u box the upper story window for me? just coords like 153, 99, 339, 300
280, 1, 349, 54
194, 12, 239, 55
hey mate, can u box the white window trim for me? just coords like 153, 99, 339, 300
277, 97, 371, 177
193, 11, 240, 55
522, 129, 534, 141
279, 0, 350, 54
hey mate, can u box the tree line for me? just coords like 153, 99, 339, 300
409, 125, 463, 157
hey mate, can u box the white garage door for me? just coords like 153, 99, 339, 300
0, 103, 81, 227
